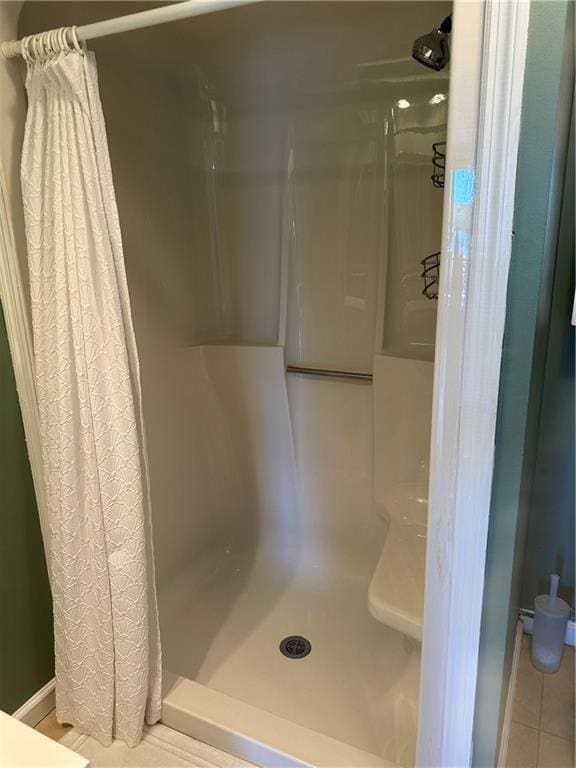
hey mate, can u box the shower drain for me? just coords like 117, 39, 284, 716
279, 635, 312, 659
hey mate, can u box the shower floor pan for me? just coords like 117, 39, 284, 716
159, 550, 420, 768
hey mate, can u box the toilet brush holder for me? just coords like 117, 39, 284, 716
531, 574, 570, 673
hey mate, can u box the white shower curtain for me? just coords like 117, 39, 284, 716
20, 38, 161, 747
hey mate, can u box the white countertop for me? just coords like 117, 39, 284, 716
0, 711, 89, 768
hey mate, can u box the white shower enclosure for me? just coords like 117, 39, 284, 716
18, 2, 451, 766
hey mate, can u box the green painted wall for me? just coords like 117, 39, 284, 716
0, 303, 54, 713
521, 113, 575, 611
472, 2, 573, 766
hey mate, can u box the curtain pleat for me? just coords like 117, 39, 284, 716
21, 49, 161, 747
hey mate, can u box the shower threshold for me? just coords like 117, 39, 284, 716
162, 672, 394, 768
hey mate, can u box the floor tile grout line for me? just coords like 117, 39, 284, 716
539, 726, 575, 740
511, 721, 540, 730
538, 731, 574, 742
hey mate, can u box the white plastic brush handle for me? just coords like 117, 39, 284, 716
548, 573, 560, 609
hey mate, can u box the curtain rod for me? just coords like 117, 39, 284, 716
1, 0, 262, 58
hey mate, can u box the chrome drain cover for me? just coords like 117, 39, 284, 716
279, 635, 311, 659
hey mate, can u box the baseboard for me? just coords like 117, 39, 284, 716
497, 620, 523, 768
12, 677, 55, 727
521, 614, 576, 647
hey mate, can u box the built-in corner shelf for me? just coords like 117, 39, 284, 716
368, 521, 426, 642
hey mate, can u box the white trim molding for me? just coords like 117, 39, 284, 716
12, 677, 56, 727
417, 2, 530, 767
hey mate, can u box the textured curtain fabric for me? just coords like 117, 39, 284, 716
21, 47, 161, 746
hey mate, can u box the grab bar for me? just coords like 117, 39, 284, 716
286, 364, 373, 382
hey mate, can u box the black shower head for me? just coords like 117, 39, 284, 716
412, 15, 452, 71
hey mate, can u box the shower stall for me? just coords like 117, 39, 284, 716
18, 1, 450, 765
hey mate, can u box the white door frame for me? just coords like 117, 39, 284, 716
418, 1, 530, 766
0, 0, 530, 765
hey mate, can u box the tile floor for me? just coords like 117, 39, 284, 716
35, 712, 253, 767
60, 724, 255, 768
506, 635, 575, 768
35, 709, 72, 742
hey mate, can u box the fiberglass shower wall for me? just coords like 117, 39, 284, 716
284, 64, 447, 371
20, 0, 447, 576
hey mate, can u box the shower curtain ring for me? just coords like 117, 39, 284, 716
25, 34, 34, 62
25, 35, 34, 63
20, 35, 30, 62
38, 32, 49, 60
30, 34, 40, 61
35, 33, 45, 60
47, 29, 58, 57
69, 27, 84, 54
58, 27, 67, 54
